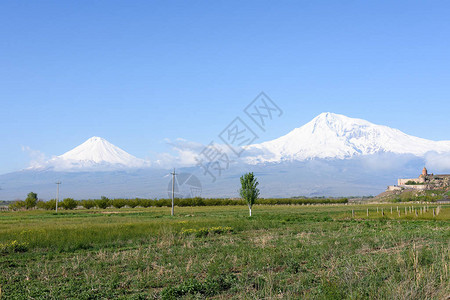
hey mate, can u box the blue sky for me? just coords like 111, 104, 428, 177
1, 1, 450, 174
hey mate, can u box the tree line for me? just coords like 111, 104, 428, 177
9, 193, 348, 211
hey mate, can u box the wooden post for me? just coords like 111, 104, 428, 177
352, 209, 354, 218
433, 208, 435, 217
391, 207, 393, 214
382, 208, 384, 216
377, 207, 379, 213
398, 210, 400, 217
415, 209, 418, 217
367, 208, 369, 217
396, 206, 399, 212
405, 207, 407, 215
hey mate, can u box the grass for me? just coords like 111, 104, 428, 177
0, 204, 449, 299
378, 189, 449, 203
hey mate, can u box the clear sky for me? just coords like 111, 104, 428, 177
1, 1, 450, 174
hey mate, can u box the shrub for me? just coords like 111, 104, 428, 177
95, 196, 110, 209
36, 201, 45, 209
155, 199, 171, 207
181, 226, 233, 237
160, 274, 236, 299
0, 240, 29, 254
36, 199, 56, 210
137, 199, 153, 208
9, 200, 26, 210
60, 198, 78, 210
111, 199, 126, 209
80, 200, 95, 209
127, 198, 139, 208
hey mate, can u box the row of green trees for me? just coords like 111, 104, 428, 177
9, 193, 79, 210
8, 174, 347, 212
9, 192, 39, 210
9, 194, 348, 211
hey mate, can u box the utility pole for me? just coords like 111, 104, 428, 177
170, 168, 177, 216
55, 181, 61, 213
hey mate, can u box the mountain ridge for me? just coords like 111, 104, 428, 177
244, 112, 450, 163
23, 113, 450, 171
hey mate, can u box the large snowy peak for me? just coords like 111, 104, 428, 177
245, 112, 450, 163
33, 137, 150, 171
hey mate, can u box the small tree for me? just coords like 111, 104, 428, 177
61, 198, 77, 210
240, 172, 260, 217
111, 199, 126, 209
96, 196, 110, 209
37, 199, 56, 210
81, 199, 95, 209
25, 192, 38, 209
128, 198, 139, 208
9, 200, 26, 211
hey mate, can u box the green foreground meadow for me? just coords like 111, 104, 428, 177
1, 204, 449, 299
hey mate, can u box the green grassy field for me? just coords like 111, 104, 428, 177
1, 204, 449, 299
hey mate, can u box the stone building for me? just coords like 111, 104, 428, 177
387, 167, 450, 191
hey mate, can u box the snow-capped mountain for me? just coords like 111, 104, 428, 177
32, 136, 150, 171
245, 112, 450, 163
2, 113, 449, 200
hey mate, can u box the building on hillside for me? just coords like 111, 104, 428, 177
387, 167, 450, 191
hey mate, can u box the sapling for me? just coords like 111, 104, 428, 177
239, 172, 260, 217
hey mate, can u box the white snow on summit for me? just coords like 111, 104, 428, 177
245, 112, 450, 163
33, 137, 150, 171
26, 113, 450, 171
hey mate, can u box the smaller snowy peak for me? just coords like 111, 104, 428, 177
60, 136, 134, 164
245, 112, 450, 163
32, 137, 150, 171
